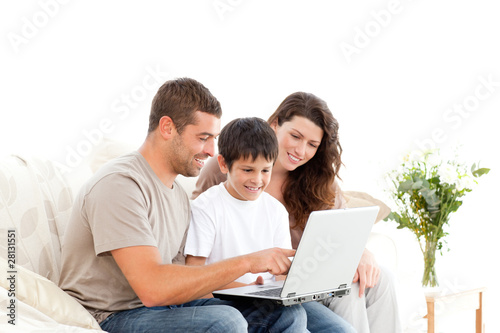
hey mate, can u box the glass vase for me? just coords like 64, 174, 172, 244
422, 241, 439, 288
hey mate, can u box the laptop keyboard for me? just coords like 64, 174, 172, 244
246, 288, 282, 297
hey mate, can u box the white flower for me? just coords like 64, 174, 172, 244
408, 151, 424, 163
456, 175, 476, 191
438, 165, 457, 184
426, 152, 442, 168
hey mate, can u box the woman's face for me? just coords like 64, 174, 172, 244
272, 116, 324, 171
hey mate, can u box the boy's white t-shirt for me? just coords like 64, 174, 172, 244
185, 183, 292, 284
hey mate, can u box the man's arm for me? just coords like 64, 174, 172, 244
185, 255, 216, 297
112, 245, 295, 307
186, 255, 280, 291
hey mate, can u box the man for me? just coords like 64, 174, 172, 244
59, 78, 306, 332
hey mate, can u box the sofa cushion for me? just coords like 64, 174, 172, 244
343, 191, 391, 223
0, 155, 73, 284
0, 257, 101, 330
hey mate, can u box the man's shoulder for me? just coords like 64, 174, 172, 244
80, 152, 146, 195
95, 151, 143, 176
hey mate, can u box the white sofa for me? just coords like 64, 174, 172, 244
0, 155, 103, 332
0, 141, 425, 332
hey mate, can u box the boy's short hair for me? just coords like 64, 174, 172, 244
218, 117, 278, 171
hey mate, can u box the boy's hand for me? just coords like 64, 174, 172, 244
244, 248, 296, 276
249, 275, 265, 285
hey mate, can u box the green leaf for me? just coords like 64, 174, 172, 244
472, 168, 490, 177
384, 212, 400, 223
412, 181, 423, 190
421, 188, 439, 206
398, 179, 413, 192
449, 200, 463, 212
429, 176, 440, 185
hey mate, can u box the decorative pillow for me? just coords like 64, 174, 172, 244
88, 138, 136, 173
0, 257, 101, 330
343, 191, 391, 223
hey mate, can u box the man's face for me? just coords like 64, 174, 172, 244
219, 154, 274, 201
171, 111, 221, 177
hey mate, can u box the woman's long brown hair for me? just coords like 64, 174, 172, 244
268, 92, 342, 230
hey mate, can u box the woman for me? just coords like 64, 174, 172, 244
192, 92, 401, 333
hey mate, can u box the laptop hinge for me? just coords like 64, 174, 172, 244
286, 292, 296, 298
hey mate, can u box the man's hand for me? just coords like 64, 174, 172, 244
244, 248, 295, 276
352, 248, 380, 297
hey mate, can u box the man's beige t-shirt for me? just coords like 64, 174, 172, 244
59, 151, 190, 323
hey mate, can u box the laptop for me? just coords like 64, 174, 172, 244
212, 206, 379, 306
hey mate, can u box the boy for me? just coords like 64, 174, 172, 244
185, 117, 290, 287
184, 116, 357, 332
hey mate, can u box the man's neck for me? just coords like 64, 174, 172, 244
138, 140, 177, 189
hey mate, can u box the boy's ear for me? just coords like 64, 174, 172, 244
217, 155, 229, 174
158, 116, 176, 139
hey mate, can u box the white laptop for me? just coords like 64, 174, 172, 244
213, 206, 379, 306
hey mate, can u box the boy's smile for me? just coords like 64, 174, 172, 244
218, 155, 273, 201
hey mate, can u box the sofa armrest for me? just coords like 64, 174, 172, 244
366, 231, 398, 272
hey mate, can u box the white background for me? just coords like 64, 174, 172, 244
1, 1, 499, 331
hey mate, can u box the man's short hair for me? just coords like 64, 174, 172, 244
218, 117, 278, 171
148, 77, 222, 134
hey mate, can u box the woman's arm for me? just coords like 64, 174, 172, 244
353, 248, 380, 297
191, 155, 227, 199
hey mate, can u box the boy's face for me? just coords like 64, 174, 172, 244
218, 154, 273, 201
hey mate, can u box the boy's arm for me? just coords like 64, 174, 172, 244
271, 205, 293, 282
185, 255, 207, 266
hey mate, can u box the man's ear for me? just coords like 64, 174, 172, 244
158, 116, 176, 139
217, 155, 229, 174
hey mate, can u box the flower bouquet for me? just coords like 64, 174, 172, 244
385, 149, 489, 287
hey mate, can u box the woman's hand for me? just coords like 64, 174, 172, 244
352, 248, 380, 297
